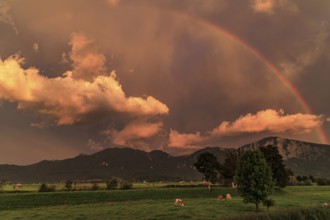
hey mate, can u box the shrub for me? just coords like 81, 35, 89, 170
91, 183, 99, 191
106, 179, 118, 190
304, 179, 313, 186
316, 178, 330, 186
38, 183, 55, 192
263, 198, 275, 211
119, 181, 132, 190
65, 180, 73, 191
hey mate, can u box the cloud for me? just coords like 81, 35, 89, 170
169, 109, 324, 149
211, 109, 323, 136
105, 120, 164, 146
0, 2, 18, 34
87, 139, 105, 151
66, 33, 106, 81
280, 24, 329, 78
250, 0, 298, 15
106, 0, 120, 7
0, 35, 169, 125
168, 129, 204, 149
32, 43, 39, 52
30, 121, 50, 129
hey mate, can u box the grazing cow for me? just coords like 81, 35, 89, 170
217, 195, 224, 201
226, 194, 232, 199
13, 183, 22, 189
174, 198, 184, 206
323, 202, 328, 207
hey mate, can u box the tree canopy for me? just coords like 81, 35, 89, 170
194, 152, 220, 184
219, 149, 242, 186
236, 149, 274, 212
260, 145, 290, 188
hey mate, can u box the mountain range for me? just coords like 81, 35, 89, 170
0, 136, 329, 183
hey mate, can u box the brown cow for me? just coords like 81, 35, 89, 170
217, 195, 224, 201
174, 198, 184, 206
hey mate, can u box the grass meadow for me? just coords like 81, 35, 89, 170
0, 185, 329, 219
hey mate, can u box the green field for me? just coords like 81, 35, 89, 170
0, 185, 329, 219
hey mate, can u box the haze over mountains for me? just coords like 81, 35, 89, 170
0, 137, 329, 183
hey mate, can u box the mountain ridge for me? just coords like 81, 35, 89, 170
0, 137, 329, 182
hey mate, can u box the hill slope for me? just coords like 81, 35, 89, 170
242, 136, 330, 177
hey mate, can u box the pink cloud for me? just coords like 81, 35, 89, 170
106, 0, 120, 7
168, 109, 323, 149
250, 0, 298, 15
105, 120, 164, 146
168, 129, 205, 149
0, 35, 169, 125
87, 139, 105, 151
211, 109, 323, 136
66, 33, 106, 81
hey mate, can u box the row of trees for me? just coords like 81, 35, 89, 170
39, 179, 132, 192
194, 145, 290, 212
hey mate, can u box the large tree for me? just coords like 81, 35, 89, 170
220, 149, 242, 186
260, 145, 289, 188
194, 152, 220, 191
236, 149, 274, 212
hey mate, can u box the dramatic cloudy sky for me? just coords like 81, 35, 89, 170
0, 0, 330, 164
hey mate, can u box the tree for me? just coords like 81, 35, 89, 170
38, 183, 55, 192
194, 152, 220, 191
219, 149, 242, 186
65, 180, 73, 191
91, 182, 99, 191
260, 145, 289, 188
263, 198, 275, 211
236, 149, 274, 212
106, 179, 118, 190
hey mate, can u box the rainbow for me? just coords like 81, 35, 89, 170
188, 17, 329, 144
123, 4, 329, 144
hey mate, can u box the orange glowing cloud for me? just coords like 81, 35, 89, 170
106, 0, 120, 7
168, 109, 323, 149
211, 109, 323, 136
250, 0, 298, 15
66, 33, 106, 81
0, 40, 168, 125
168, 129, 205, 149
105, 120, 164, 146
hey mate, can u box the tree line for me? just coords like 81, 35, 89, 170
194, 145, 290, 212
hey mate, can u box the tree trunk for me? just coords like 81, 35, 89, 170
256, 203, 259, 213
208, 183, 211, 192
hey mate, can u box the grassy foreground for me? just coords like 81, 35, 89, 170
0, 186, 329, 219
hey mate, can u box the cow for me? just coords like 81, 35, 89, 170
13, 183, 22, 189
217, 195, 224, 201
323, 202, 328, 207
174, 198, 184, 206
226, 194, 232, 199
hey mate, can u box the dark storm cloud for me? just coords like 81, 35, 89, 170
0, 0, 329, 163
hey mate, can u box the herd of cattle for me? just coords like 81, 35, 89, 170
174, 194, 329, 209
173, 193, 232, 206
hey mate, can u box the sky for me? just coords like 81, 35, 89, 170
0, 0, 330, 165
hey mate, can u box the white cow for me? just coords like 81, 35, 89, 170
174, 198, 184, 206
323, 202, 328, 207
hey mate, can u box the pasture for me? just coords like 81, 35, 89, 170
0, 185, 329, 219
